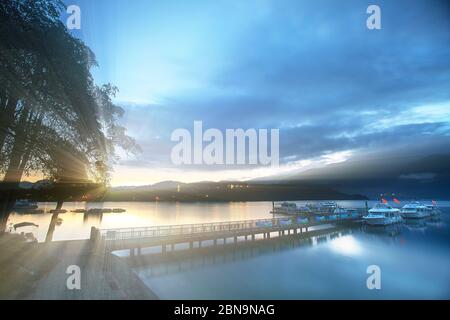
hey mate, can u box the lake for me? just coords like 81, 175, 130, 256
6, 200, 450, 299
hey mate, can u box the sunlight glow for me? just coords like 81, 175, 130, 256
110, 150, 354, 186
329, 236, 362, 256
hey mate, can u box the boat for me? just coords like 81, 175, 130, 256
296, 217, 309, 224
314, 202, 358, 220
363, 203, 402, 226
87, 208, 114, 214
14, 209, 44, 214
71, 209, 86, 213
279, 218, 292, 226
256, 220, 273, 228
27, 209, 44, 214
316, 202, 340, 214
271, 202, 298, 214
49, 209, 67, 214
271, 202, 311, 215
425, 204, 441, 216
83, 208, 125, 214
314, 202, 349, 215
13, 222, 39, 230
13, 199, 38, 210
400, 202, 431, 219
87, 208, 104, 214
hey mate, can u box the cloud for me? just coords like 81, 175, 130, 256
80, 0, 450, 183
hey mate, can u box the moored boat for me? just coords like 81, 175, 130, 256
400, 202, 431, 219
363, 203, 402, 226
49, 209, 67, 214
271, 202, 311, 215
316, 202, 340, 214
314, 202, 356, 217
296, 217, 309, 224
13, 199, 38, 210
87, 208, 113, 214
425, 203, 441, 216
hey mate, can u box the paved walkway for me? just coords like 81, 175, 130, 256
0, 235, 157, 299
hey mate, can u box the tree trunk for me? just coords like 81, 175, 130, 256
45, 212, 59, 243
56, 199, 64, 210
15, 115, 42, 179
45, 200, 64, 242
0, 198, 15, 233
3, 107, 30, 184
0, 96, 19, 151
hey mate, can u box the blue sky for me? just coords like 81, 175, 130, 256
64, 0, 450, 185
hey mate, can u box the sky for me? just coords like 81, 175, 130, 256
63, 0, 450, 186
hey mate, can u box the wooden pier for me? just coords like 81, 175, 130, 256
92, 214, 361, 255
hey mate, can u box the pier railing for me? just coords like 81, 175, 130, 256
100, 218, 280, 241
98, 213, 359, 242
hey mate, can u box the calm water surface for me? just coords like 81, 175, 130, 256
6, 200, 450, 299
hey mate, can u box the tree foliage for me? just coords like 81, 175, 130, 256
0, 0, 140, 187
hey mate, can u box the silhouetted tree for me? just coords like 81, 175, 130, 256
0, 0, 140, 231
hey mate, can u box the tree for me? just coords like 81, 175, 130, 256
0, 0, 140, 231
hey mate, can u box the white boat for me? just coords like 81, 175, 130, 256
315, 202, 358, 219
271, 202, 312, 215
317, 202, 340, 214
13, 199, 38, 210
271, 202, 297, 214
425, 204, 441, 216
363, 203, 402, 226
400, 202, 431, 219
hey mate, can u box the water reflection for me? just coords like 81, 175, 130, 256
4, 201, 448, 299
83, 212, 103, 225
130, 206, 449, 299
130, 226, 351, 278
329, 236, 362, 256
404, 218, 429, 232
362, 224, 403, 238
427, 216, 444, 228
6, 201, 274, 242
5, 200, 450, 243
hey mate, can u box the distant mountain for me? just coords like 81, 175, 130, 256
112, 181, 184, 192
256, 154, 450, 199
18, 181, 34, 189
19, 180, 53, 190
106, 180, 366, 202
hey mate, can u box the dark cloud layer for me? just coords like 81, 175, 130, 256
115, 0, 450, 172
